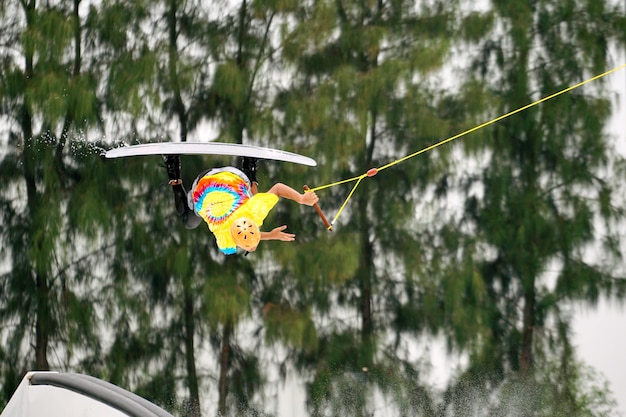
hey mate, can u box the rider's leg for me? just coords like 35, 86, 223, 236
164, 155, 202, 229
241, 157, 259, 194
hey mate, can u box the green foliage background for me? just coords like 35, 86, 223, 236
1, 0, 625, 416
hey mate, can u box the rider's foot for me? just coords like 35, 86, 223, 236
241, 157, 259, 184
163, 155, 181, 185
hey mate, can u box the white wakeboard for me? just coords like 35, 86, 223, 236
104, 141, 317, 167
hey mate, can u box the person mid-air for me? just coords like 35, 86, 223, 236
164, 155, 319, 254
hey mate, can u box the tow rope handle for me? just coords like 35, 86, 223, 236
304, 185, 332, 231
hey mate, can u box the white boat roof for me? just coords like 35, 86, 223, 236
1, 371, 174, 417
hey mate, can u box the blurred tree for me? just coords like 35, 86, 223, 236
0, 0, 101, 375
426, 0, 626, 414
187, 0, 323, 415
125, 1, 217, 415
120, 0, 317, 415
0, 0, 166, 409
266, 0, 474, 415
0, 0, 111, 394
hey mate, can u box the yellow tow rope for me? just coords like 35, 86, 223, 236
306, 63, 626, 228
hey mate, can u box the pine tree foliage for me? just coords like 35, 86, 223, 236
266, 0, 474, 415
0, 2, 98, 390
1, 0, 625, 415
0, 0, 175, 411
0, 0, 109, 379
429, 0, 626, 414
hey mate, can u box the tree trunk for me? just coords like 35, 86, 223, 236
35, 273, 50, 370
22, 0, 50, 372
217, 321, 233, 417
358, 190, 374, 368
183, 279, 200, 417
520, 283, 535, 375
167, 0, 188, 143
359, 103, 378, 354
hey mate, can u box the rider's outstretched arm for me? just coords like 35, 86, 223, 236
267, 183, 319, 206
260, 225, 295, 242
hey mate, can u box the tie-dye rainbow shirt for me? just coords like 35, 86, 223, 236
191, 169, 278, 254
